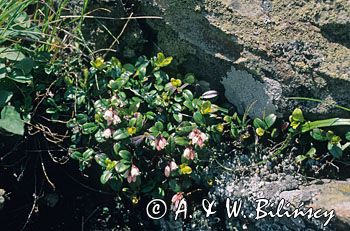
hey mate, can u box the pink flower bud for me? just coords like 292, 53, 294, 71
171, 192, 184, 211
183, 147, 196, 160
103, 128, 112, 139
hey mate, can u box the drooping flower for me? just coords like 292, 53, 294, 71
183, 147, 196, 160
125, 164, 140, 183
103, 128, 112, 139
171, 192, 184, 211
113, 114, 121, 125
164, 161, 178, 177
152, 136, 168, 151
134, 112, 141, 119
103, 108, 121, 126
103, 109, 113, 121
188, 129, 208, 148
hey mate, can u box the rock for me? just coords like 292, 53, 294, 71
210, 172, 343, 230
135, 0, 350, 118
279, 180, 350, 229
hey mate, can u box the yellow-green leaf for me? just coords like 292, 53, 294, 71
256, 127, 265, 137
179, 164, 192, 175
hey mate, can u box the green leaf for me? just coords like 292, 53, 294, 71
123, 63, 135, 73
224, 116, 232, 123
0, 63, 6, 79
70, 151, 82, 160
174, 136, 189, 146
14, 58, 33, 74
172, 103, 182, 112
230, 123, 239, 138
328, 143, 342, 159
345, 132, 350, 141
0, 105, 24, 135
82, 123, 98, 134
100, 170, 112, 184
82, 149, 94, 159
8, 70, 33, 83
0, 90, 13, 107
182, 89, 193, 101
271, 128, 278, 138
184, 100, 194, 111
113, 128, 130, 140
310, 128, 328, 141
264, 114, 277, 128
291, 108, 304, 122
0, 48, 25, 61
128, 118, 137, 127
109, 178, 122, 191
155, 53, 173, 67
255, 127, 265, 136
145, 111, 156, 120
119, 150, 132, 161
136, 115, 143, 131
253, 118, 266, 129
295, 155, 307, 164
128, 101, 140, 114
330, 135, 341, 145
173, 113, 183, 123
113, 143, 121, 156
115, 161, 130, 173
95, 154, 107, 167
301, 118, 350, 133
305, 147, 317, 158
46, 108, 57, 114
91, 57, 105, 69
193, 111, 205, 125
94, 130, 105, 143
200, 101, 212, 114
166, 135, 176, 153
76, 114, 88, 124
155, 121, 164, 131
177, 122, 195, 135
184, 73, 195, 84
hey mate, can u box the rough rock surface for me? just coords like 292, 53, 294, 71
152, 166, 350, 230
135, 0, 350, 118
212, 173, 350, 230
279, 180, 350, 230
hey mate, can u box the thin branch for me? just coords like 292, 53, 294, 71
104, 12, 133, 58
40, 154, 56, 190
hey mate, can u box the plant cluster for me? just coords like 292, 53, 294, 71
67, 53, 230, 206
66, 54, 350, 206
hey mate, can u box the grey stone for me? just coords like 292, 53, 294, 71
279, 180, 350, 229
135, 0, 350, 118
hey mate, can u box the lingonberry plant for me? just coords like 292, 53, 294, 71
67, 53, 229, 203
64, 53, 350, 206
